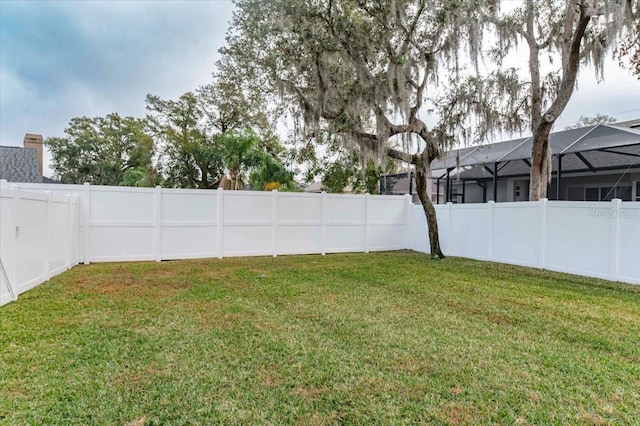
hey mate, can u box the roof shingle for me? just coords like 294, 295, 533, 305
0, 146, 42, 183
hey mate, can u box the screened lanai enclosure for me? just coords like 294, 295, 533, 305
425, 123, 640, 204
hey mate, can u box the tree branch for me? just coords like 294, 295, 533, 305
387, 147, 416, 164
542, 7, 592, 123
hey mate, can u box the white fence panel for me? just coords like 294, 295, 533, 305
161, 189, 218, 259
4, 183, 412, 266
411, 204, 449, 255
544, 202, 611, 280
434, 205, 449, 254
3, 179, 639, 309
11, 183, 86, 263
90, 186, 156, 262
492, 202, 541, 268
91, 186, 155, 223
448, 203, 492, 260
614, 203, 640, 284
325, 194, 366, 253
277, 192, 322, 255
411, 198, 639, 285
16, 191, 48, 293
368, 196, 408, 251
411, 205, 431, 254
69, 198, 80, 267
48, 197, 72, 276
223, 191, 273, 257
0, 182, 79, 306
0, 187, 16, 306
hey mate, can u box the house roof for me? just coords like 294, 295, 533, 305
432, 124, 640, 180
614, 118, 640, 129
0, 146, 42, 183
303, 181, 324, 192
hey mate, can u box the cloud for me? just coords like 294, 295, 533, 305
1, 0, 639, 178
0, 0, 234, 175
556, 61, 640, 128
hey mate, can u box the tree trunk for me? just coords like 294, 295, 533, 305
386, 131, 444, 259
529, 123, 553, 200
527, 2, 591, 201
230, 167, 240, 190
415, 151, 444, 259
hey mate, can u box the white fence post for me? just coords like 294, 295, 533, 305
74, 196, 80, 266
364, 194, 370, 253
0, 180, 17, 302
83, 183, 91, 264
321, 191, 327, 255
44, 191, 52, 281
446, 202, 453, 255
272, 189, 278, 257
66, 195, 72, 270
487, 201, 495, 260
11, 185, 19, 299
217, 188, 224, 259
155, 186, 162, 262
609, 198, 621, 282
539, 198, 548, 269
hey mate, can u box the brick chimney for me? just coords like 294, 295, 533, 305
23, 133, 44, 178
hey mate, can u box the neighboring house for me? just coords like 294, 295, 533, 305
429, 121, 640, 204
0, 134, 45, 183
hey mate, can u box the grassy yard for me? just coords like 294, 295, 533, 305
1, 252, 639, 425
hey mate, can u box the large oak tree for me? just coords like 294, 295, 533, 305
221, 0, 488, 258
446, 0, 639, 200
47, 114, 156, 186
146, 80, 291, 190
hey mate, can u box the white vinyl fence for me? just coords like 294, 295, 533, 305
2, 180, 639, 307
1, 181, 410, 263
411, 199, 640, 285
0, 182, 79, 306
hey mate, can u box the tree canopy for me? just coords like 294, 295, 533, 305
47, 78, 293, 191
442, 0, 638, 200
146, 82, 292, 190
221, 0, 495, 258
146, 91, 224, 189
564, 114, 617, 129
46, 114, 158, 186
616, 9, 640, 77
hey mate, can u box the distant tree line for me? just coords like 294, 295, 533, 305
47, 75, 296, 191
46, 76, 387, 193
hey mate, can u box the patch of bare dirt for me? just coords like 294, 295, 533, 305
434, 402, 480, 425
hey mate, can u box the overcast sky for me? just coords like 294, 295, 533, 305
0, 0, 234, 176
1, 0, 639, 177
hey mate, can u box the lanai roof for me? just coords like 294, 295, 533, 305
432, 124, 640, 180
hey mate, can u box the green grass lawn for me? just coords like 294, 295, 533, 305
1, 252, 639, 425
